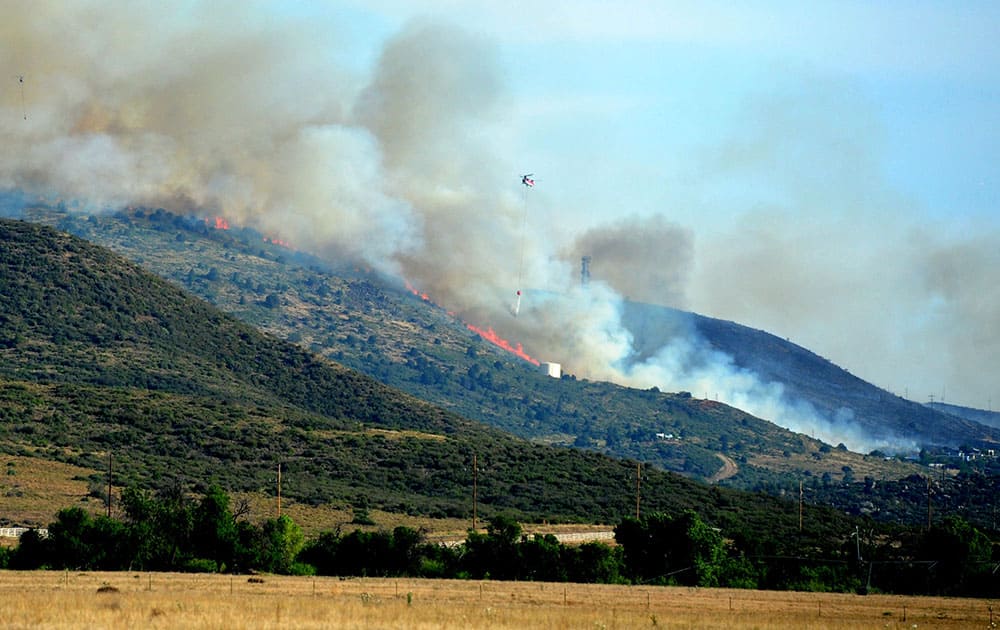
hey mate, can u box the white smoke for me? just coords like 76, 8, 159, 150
511, 277, 916, 453
620, 332, 917, 453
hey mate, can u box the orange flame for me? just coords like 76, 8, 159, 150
405, 282, 539, 365
206, 216, 294, 249
265, 237, 293, 249
466, 324, 540, 365
404, 281, 431, 302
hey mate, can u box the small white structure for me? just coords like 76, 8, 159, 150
540, 362, 561, 378
0, 527, 47, 538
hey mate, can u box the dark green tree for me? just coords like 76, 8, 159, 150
10, 529, 50, 569
390, 526, 425, 576
615, 511, 725, 586
191, 485, 238, 571
86, 515, 129, 570
565, 542, 623, 584
463, 514, 523, 580
120, 485, 193, 570
920, 515, 993, 595
520, 534, 566, 581
297, 530, 341, 575
260, 514, 305, 574
233, 519, 266, 573
46, 507, 93, 570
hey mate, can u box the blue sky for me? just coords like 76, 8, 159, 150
336, 1, 999, 228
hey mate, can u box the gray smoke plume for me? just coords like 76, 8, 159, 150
1, 4, 992, 452
566, 215, 693, 308
1, 1, 417, 271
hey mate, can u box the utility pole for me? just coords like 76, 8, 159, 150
926, 475, 932, 531
635, 462, 642, 520
854, 525, 862, 562
799, 480, 804, 531
276, 462, 282, 518
107, 451, 112, 518
472, 453, 478, 531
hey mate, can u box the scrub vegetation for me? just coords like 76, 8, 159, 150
0, 218, 997, 598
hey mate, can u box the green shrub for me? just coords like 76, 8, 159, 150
182, 558, 219, 573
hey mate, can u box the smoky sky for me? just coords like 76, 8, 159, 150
1, 3, 996, 448
567, 215, 693, 308
687, 82, 1000, 409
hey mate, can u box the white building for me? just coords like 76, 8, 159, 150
540, 362, 561, 378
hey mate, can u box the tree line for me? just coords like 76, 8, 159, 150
0, 486, 996, 597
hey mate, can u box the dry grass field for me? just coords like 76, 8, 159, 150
0, 453, 615, 544
0, 571, 993, 629
0, 454, 100, 528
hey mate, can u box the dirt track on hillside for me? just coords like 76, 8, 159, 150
709, 453, 739, 483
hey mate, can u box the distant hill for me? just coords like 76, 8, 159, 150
926, 401, 1000, 432
35, 207, 939, 493
0, 217, 863, 547
622, 302, 999, 450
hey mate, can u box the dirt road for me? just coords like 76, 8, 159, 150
708, 453, 739, 483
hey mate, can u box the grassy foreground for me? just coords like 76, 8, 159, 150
0, 571, 993, 629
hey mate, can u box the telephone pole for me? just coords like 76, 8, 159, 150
107, 451, 113, 518
926, 475, 932, 530
276, 462, 282, 518
799, 480, 803, 531
635, 462, 642, 520
472, 453, 478, 531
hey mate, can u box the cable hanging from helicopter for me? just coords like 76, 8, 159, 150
513, 173, 535, 316
16, 75, 26, 120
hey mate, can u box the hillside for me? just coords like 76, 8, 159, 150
0, 217, 866, 551
34, 207, 934, 492
927, 402, 1000, 432
622, 302, 999, 450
